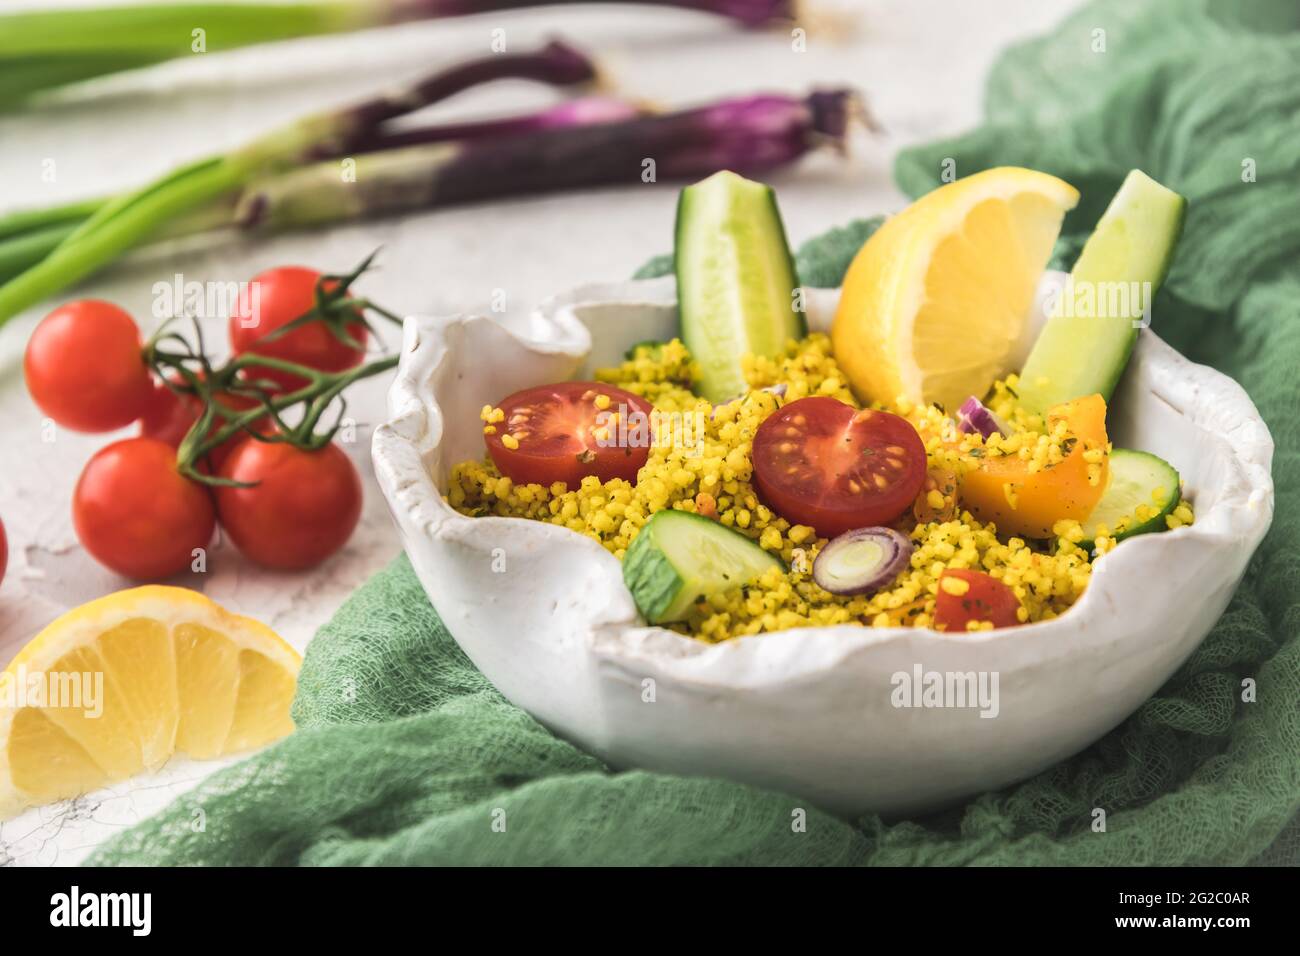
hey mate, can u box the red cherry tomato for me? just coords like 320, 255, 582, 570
484, 382, 655, 487
24, 300, 151, 432
139, 378, 196, 447
228, 266, 366, 393
215, 440, 362, 570
933, 569, 1023, 632
0, 516, 8, 587
73, 438, 216, 579
140, 376, 270, 468
751, 397, 926, 537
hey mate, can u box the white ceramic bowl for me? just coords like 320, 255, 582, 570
372, 275, 1273, 817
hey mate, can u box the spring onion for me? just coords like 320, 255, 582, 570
0, 40, 597, 325
356, 96, 645, 152
0, 0, 795, 109
199, 89, 856, 232
229, 90, 856, 225
0, 88, 859, 314
0, 96, 644, 285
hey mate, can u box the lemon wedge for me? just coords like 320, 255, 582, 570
831, 167, 1079, 411
0, 586, 299, 820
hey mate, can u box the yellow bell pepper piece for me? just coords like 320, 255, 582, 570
961, 394, 1109, 539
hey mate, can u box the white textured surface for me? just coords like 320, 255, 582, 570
0, 0, 1075, 863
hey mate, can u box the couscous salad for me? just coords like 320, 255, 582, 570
448, 167, 1193, 640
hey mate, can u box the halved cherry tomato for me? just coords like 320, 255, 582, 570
229, 266, 366, 393
485, 382, 655, 487
215, 439, 362, 570
933, 569, 1022, 632
73, 437, 215, 579
751, 397, 926, 538
24, 300, 151, 432
139, 375, 270, 468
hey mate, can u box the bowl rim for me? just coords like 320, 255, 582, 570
372, 277, 1276, 687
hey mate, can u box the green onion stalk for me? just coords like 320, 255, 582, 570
0, 89, 859, 310
0, 197, 104, 242
0, 0, 794, 110
0, 96, 645, 284
144, 254, 404, 485
230, 89, 860, 229
0, 40, 597, 327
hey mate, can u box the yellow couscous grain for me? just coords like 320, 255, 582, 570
940, 575, 970, 596
447, 335, 1193, 641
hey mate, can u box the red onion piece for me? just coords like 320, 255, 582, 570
812, 526, 913, 596
956, 396, 1008, 439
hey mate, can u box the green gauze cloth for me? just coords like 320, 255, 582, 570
90, 0, 1300, 866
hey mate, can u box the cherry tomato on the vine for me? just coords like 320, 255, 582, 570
24, 300, 151, 432
215, 439, 362, 570
933, 569, 1024, 632
139, 377, 199, 447
484, 381, 655, 487
229, 266, 367, 393
73, 437, 215, 579
751, 397, 926, 538
140, 375, 271, 468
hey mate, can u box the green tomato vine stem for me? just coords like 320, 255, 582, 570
141, 253, 402, 488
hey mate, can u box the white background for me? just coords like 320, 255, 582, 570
0, 0, 1075, 865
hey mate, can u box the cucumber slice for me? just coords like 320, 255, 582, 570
1080, 449, 1180, 547
1018, 170, 1187, 414
675, 170, 806, 402
622, 510, 783, 624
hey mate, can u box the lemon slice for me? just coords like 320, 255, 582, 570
831, 167, 1079, 411
0, 586, 299, 820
